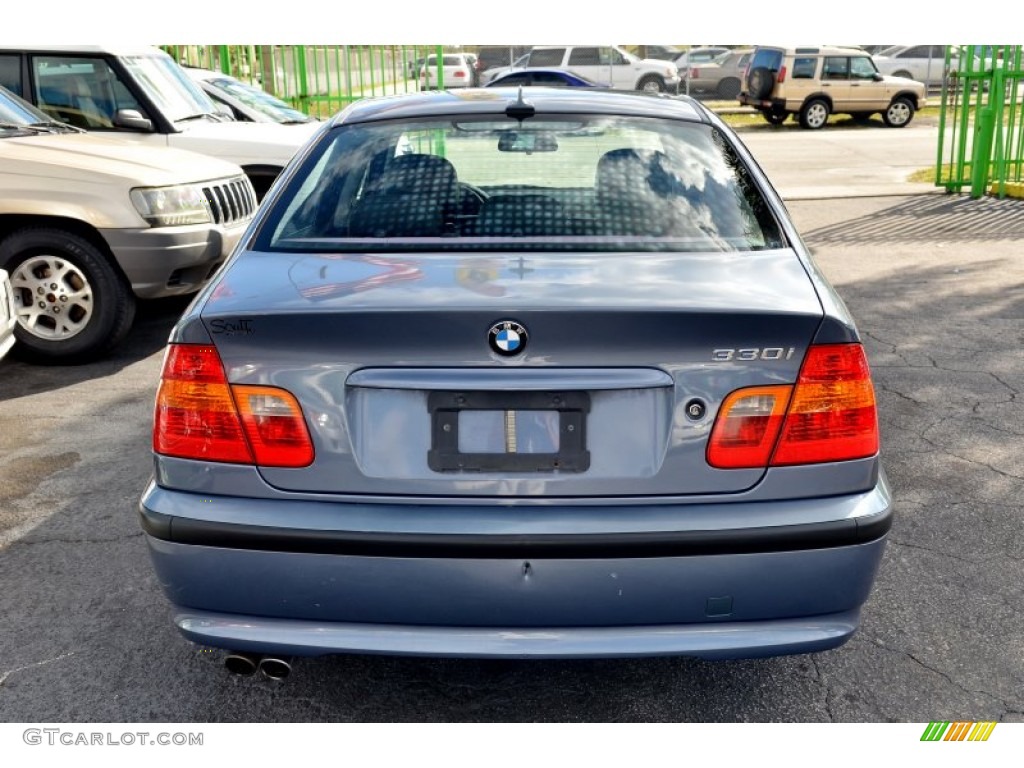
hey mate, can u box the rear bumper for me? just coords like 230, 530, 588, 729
737, 94, 787, 111
173, 608, 864, 660
140, 478, 892, 659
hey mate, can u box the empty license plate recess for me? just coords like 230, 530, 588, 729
428, 391, 590, 472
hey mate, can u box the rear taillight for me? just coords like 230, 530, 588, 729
154, 344, 313, 467
707, 344, 878, 469
233, 386, 314, 467
707, 386, 792, 468
454, 69, 466, 77
777, 65, 787, 83
691, 67, 700, 78
771, 344, 878, 465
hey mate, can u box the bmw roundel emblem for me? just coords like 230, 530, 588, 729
488, 320, 528, 356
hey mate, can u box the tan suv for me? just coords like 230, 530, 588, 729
0, 85, 255, 363
738, 46, 927, 129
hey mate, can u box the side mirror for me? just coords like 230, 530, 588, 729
113, 109, 153, 131
873, 73, 884, 81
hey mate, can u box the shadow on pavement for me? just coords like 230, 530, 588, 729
804, 195, 1024, 244
0, 295, 192, 402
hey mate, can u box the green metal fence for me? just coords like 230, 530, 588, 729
937, 45, 1024, 198
163, 45, 449, 118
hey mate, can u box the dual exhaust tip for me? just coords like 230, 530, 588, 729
224, 652, 292, 680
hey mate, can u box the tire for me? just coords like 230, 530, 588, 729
637, 75, 666, 94
883, 96, 915, 128
762, 109, 788, 125
747, 67, 775, 100
799, 98, 830, 129
1, 228, 135, 364
717, 77, 741, 100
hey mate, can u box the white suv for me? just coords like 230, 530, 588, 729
524, 46, 680, 93
0, 45, 320, 199
419, 54, 474, 90
0, 85, 256, 363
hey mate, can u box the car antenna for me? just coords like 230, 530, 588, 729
505, 86, 535, 119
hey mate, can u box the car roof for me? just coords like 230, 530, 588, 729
0, 44, 167, 57
756, 45, 869, 56
183, 66, 235, 82
329, 88, 707, 127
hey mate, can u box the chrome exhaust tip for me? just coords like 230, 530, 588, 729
224, 652, 260, 676
258, 656, 292, 681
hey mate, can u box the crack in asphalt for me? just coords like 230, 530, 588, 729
810, 656, 836, 723
11, 531, 145, 549
858, 635, 1018, 711
888, 537, 989, 566
875, 383, 930, 407
0, 651, 76, 690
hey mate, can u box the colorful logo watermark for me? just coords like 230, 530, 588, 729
921, 722, 997, 741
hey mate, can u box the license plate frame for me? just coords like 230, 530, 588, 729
428, 390, 590, 473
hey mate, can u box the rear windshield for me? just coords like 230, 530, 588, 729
750, 49, 784, 73
258, 114, 785, 254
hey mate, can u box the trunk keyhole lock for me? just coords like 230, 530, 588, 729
685, 399, 707, 421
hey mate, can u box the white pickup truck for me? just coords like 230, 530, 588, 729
523, 45, 681, 93
0, 45, 320, 199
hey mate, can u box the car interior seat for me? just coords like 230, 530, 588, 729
348, 153, 459, 238
595, 147, 671, 236
474, 194, 567, 237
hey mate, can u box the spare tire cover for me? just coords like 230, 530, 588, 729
747, 67, 775, 99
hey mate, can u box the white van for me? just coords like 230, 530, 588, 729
0, 45, 320, 199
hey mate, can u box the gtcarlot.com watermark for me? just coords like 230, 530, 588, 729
23, 728, 203, 747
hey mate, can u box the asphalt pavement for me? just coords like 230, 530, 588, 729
0, 125, 1021, 723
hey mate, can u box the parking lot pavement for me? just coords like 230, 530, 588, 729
740, 123, 942, 200
0, 189, 1021, 721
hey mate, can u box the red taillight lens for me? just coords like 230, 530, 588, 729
154, 344, 314, 467
232, 386, 314, 468
154, 345, 253, 463
707, 385, 793, 468
707, 343, 879, 469
454, 69, 466, 77
771, 344, 878, 466
777, 65, 787, 83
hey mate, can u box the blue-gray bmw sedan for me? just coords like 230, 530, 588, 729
140, 88, 891, 671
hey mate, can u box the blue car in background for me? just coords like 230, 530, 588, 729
485, 68, 609, 89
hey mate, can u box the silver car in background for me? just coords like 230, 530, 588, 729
140, 88, 891, 671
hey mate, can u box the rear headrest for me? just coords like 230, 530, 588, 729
373, 154, 458, 198
597, 148, 671, 194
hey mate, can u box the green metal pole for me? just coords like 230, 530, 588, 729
936, 46, 951, 188
344, 45, 352, 106
296, 46, 309, 113
971, 105, 995, 198
436, 44, 444, 91
990, 58, 1006, 197
219, 45, 231, 74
